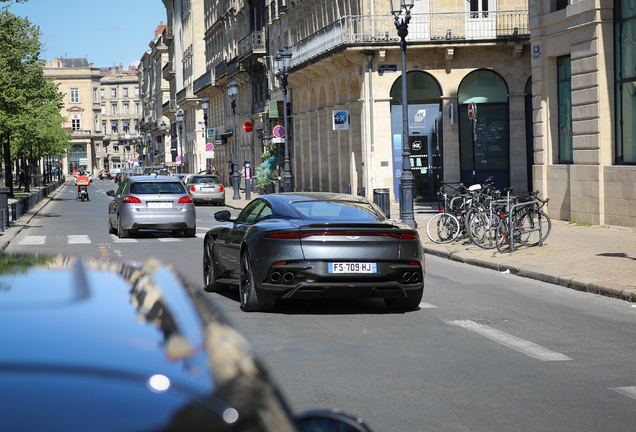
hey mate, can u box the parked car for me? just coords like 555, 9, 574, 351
203, 192, 425, 312
185, 174, 225, 206
0, 253, 374, 432
106, 175, 196, 238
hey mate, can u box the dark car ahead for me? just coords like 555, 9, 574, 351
203, 192, 424, 312
0, 254, 373, 432
106, 175, 196, 238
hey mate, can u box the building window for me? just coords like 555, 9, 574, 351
123, 103, 129, 114
70, 88, 79, 103
123, 88, 128, 98
111, 88, 117, 98
114, 144, 119, 154
135, 103, 140, 114
557, 55, 573, 164
111, 103, 118, 115
112, 123, 118, 134
556, 0, 568, 11
93, 88, 98, 102
94, 114, 99, 132
123, 123, 130, 134
135, 86, 139, 96
101, 88, 105, 99
71, 117, 80, 131
101, 105, 106, 115
102, 123, 106, 134
616, 0, 636, 164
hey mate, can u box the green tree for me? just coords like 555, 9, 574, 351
0, 7, 67, 196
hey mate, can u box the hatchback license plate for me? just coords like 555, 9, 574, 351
147, 202, 172, 208
201, 187, 214, 192
328, 262, 377, 274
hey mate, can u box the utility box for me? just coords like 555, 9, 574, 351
0, 187, 10, 229
373, 188, 390, 219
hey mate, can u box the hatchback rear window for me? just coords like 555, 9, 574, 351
130, 182, 185, 194
190, 176, 220, 185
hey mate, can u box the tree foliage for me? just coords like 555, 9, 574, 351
0, 6, 68, 191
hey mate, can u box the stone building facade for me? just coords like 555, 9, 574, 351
44, 58, 142, 175
530, 0, 636, 227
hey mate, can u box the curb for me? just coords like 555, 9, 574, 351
422, 244, 636, 303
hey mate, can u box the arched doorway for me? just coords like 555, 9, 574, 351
68, 144, 87, 174
458, 69, 510, 187
390, 71, 443, 201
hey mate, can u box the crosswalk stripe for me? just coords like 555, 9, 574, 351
68, 235, 91, 244
445, 320, 572, 362
157, 237, 181, 242
110, 234, 137, 243
18, 236, 46, 245
611, 387, 636, 401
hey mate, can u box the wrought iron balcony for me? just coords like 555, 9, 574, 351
238, 29, 266, 61
215, 60, 227, 80
290, 11, 529, 67
162, 61, 175, 80
176, 86, 193, 104
163, 27, 173, 45
193, 70, 212, 94
162, 99, 176, 112
227, 58, 245, 77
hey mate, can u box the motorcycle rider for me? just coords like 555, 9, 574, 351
75, 171, 90, 200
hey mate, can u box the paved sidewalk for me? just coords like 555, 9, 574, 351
225, 191, 636, 302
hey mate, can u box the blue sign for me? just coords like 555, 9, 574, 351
332, 110, 349, 130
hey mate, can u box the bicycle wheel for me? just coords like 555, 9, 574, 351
467, 211, 499, 249
519, 210, 552, 246
426, 212, 461, 244
496, 218, 512, 254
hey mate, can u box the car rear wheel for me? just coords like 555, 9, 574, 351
117, 216, 129, 238
384, 287, 423, 311
240, 251, 276, 312
203, 239, 222, 292
108, 215, 116, 235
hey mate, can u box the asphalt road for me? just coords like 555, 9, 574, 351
7, 180, 636, 431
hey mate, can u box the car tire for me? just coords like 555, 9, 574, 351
203, 239, 223, 292
117, 217, 129, 238
185, 227, 196, 237
108, 215, 116, 235
240, 250, 276, 312
384, 286, 423, 311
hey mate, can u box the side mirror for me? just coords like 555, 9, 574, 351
106, 190, 115, 197
295, 410, 374, 432
214, 210, 233, 222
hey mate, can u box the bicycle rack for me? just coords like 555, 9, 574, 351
507, 201, 543, 253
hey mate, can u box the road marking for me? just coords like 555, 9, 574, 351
18, 236, 46, 245
68, 235, 91, 244
419, 302, 438, 308
611, 387, 636, 400
109, 234, 137, 243
445, 320, 572, 362
196, 232, 206, 238
157, 237, 181, 242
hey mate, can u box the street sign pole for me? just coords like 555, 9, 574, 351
468, 102, 477, 184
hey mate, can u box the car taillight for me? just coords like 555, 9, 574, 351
265, 232, 419, 240
123, 196, 141, 204
219, 185, 224, 192
179, 195, 193, 203
190, 185, 196, 192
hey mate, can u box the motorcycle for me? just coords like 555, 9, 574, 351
78, 184, 88, 202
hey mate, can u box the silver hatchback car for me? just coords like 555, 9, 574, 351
184, 174, 225, 205
106, 176, 196, 238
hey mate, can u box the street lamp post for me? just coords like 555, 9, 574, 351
390, 0, 416, 228
201, 97, 209, 172
228, 80, 240, 200
177, 109, 184, 173
146, 131, 152, 167
161, 121, 167, 167
275, 48, 293, 193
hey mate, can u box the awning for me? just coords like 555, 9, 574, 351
113, 143, 119, 147
111, 122, 118, 127
123, 122, 129, 127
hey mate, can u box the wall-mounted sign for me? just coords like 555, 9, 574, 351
332, 110, 349, 130
533, 45, 541, 60
378, 64, 398, 73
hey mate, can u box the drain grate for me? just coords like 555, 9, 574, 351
471, 317, 510, 325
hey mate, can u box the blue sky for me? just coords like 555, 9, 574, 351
9, 0, 167, 68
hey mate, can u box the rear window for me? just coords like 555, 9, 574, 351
130, 182, 185, 194
190, 176, 220, 185
290, 201, 379, 221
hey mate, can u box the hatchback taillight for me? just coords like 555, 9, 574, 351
190, 185, 196, 192
123, 196, 141, 204
219, 185, 224, 192
179, 195, 193, 203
